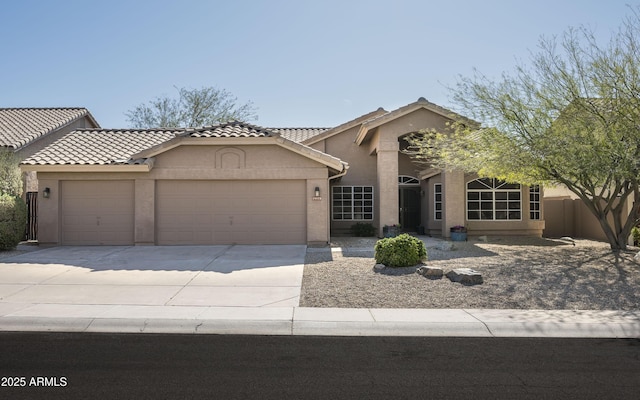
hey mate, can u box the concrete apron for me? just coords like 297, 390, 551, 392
0, 245, 306, 324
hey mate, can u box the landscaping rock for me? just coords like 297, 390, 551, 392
438, 241, 455, 251
477, 235, 488, 242
635, 252, 640, 262
416, 266, 444, 279
446, 268, 483, 285
373, 263, 386, 271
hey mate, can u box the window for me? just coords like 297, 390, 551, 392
529, 185, 541, 220
467, 178, 521, 220
434, 183, 442, 220
332, 186, 374, 220
399, 175, 420, 185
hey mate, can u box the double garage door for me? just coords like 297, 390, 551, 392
60, 180, 306, 245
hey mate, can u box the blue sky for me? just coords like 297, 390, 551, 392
0, 0, 635, 128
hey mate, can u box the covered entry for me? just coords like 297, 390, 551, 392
398, 176, 421, 232
156, 180, 306, 245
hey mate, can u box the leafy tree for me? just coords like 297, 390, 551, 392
0, 149, 22, 197
0, 194, 26, 250
126, 86, 258, 128
407, 8, 640, 251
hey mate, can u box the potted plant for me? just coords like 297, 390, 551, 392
383, 224, 401, 238
450, 225, 467, 241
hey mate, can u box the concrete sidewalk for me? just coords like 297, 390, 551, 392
0, 244, 639, 338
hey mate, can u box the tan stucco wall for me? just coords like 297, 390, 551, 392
34, 143, 332, 246
543, 196, 630, 242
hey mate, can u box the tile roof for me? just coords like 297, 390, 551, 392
269, 127, 330, 142
182, 121, 277, 138
22, 129, 181, 165
0, 108, 98, 149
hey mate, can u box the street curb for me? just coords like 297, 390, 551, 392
1, 308, 639, 338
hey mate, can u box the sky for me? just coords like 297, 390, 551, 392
0, 0, 636, 128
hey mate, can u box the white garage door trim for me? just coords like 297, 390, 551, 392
60, 180, 135, 245
156, 180, 307, 245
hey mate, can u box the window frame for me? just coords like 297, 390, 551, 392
466, 178, 522, 221
331, 185, 374, 221
434, 183, 442, 221
529, 185, 541, 220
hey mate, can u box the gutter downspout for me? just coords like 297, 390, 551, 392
326, 163, 349, 244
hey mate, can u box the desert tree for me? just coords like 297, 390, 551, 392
126, 86, 258, 128
407, 8, 640, 251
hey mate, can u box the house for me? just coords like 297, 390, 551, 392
1, 107, 100, 165
1, 107, 100, 191
1, 108, 100, 240
20, 98, 544, 246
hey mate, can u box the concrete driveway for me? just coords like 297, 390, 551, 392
0, 245, 306, 310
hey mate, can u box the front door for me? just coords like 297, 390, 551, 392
399, 187, 421, 232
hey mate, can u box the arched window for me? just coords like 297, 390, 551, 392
398, 175, 420, 185
466, 178, 521, 220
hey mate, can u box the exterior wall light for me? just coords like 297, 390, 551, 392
314, 187, 321, 197
43, 187, 51, 199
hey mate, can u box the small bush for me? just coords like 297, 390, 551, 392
0, 194, 27, 250
374, 233, 427, 267
350, 222, 376, 237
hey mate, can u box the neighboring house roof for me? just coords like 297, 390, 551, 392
0, 108, 100, 150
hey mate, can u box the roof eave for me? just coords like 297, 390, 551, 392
273, 136, 348, 173
20, 164, 152, 173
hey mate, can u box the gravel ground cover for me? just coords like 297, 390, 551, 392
300, 236, 640, 310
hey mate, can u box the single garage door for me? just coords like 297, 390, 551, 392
60, 180, 135, 245
156, 180, 306, 245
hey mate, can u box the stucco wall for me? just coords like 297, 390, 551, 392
543, 197, 623, 242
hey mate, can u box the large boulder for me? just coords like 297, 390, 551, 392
446, 268, 483, 285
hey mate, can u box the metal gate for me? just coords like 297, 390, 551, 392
25, 191, 37, 241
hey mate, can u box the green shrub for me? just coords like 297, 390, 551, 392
0, 194, 27, 250
350, 222, 376, 237
374, 233, 427, 267
633, 226, 640, 246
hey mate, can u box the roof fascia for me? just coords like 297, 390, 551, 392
20, 164, 152, 173
273, 136, 348, 173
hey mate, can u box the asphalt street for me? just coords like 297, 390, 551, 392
0, 333, 639, 399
